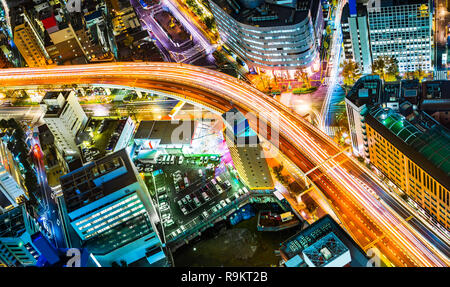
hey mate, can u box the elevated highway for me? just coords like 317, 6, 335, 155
0, 62, 448, 266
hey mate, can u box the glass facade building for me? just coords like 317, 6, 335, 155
209, 0, 324, 72
367, 0, 432, 73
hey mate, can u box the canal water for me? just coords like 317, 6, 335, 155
173, 216, 301, 267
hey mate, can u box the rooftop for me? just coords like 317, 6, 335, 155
60, 149, 138, 213
210, 0, 320, 27
346, 75, 383, 108
134, 120, 195, 145
279, 215, 369, 267
0, 206, 25, 238
367, 106, 450, 190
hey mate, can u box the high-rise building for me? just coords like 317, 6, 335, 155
12, 11, 51, 67
0, 139, 27, 211
345, 75, 382, 156
0, 205, 41, 266
341, 1, 372, 74
58, 149, 168, 267
43, 91, 88, 158
222, 108, 274, 190
367, 0, 432, 73
345, 0, 433, 74
209, 0, 324, 76
365, 106, 450, 230
345, 76, 450, 230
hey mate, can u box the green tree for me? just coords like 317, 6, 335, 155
372, 56, 399, 81
340, 59, 362, 90
295, 68, 311, 88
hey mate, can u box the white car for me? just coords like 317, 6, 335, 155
225, 198, 231, 204
220, 200, 227, 208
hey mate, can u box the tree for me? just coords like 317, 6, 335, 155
204, 17, 216, 30
372, 56, 399, 81
340, 59, 362, 90
295, 68, 311, 88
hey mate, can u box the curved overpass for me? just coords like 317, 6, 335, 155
0, 62, 448, 267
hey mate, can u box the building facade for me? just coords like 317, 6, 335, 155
209, 0, 323, 75
222, 108, 274, 190
58, 149, 168, 267
367, 0, 432, 73
0, 139, 26, 211
342, 1, 372, 74
0, 205, 41, 266
366, 107, 450, 230
12, 12, 51, 67
345, 76, 450, 230
43, 91, 88, 157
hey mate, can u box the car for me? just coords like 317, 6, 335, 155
216, 203, 222, 210
198, 169, 203, 177
225, 198, 231, 204
224, 180, 231, 187
220, 200, 227, 208
193, 196, 201, 207
216, 185, 223, 194
176, 228, 182, 235
164, 219, 174, 227
181, 207, 188, 214
181, 198, 187, 205
211, 178, 217, 185
178, 156, 184, 164
160, 205, 169, 212
212, 206, 218, 213
185, 194, 192, 202
170, 155, 175, 164
202, 210, 209, 218
180, 225, 187, 232
242, 187, 249, 193
238, 188, 244, 196
201, 192, 210, 201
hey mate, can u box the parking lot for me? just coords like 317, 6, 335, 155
135, 152, 249, 240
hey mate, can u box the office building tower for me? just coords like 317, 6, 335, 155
0, 140, 27, 211
12, 11, 51, 67
58, 149, 168, 267
43, 91, 88, 157
209, 0, 324, 76
222, 108, 274, 190
0, 205, 41, 266
345, 76, 450, 230
367, 0, 432, 73
365, 106, 449, 230
342, 1, 372, 74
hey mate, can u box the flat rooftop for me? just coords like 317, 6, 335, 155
134, 120, 195, 145
366, 106, 450, 191
279, 215, 369, 267
60, 149, 138, 213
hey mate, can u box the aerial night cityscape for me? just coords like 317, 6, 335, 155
0, 0, 449, 275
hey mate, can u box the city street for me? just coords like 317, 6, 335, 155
0, 63, 447, 266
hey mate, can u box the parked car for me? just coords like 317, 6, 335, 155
193, 196, 201, 207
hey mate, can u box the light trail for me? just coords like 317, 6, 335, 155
0, 62, 448, 266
